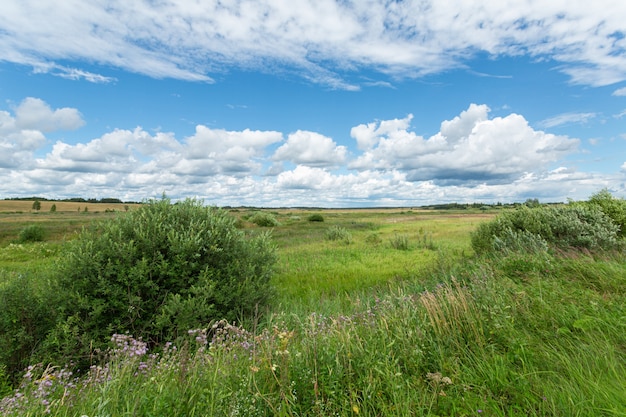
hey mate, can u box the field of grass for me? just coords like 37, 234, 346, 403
0, 200, 140, 246
1, 203, 625, 416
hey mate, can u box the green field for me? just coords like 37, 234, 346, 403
1, 202, 625, 416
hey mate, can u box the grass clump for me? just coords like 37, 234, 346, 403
389, 233, 410, 250
324, 225, 353, 244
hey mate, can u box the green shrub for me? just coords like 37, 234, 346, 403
17, 224, 46, 243
248, 211, 280, 227
44, 197, 276, 368
471, 204, 620, 255
585, 189, 626, 237
307, 213, 324, 222
325, 226, 353, 244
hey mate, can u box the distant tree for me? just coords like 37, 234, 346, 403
524, 198, 540, 208
50, 204, 57, 213
32, 200, 41, 211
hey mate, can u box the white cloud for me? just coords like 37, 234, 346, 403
350, 104, 580, 184
276, 165, 334, 190
0, 98, 84, 168
1, 1, 625, 87
272, 130, 347, 167
2, 97, 623, 206
538, 112, 597, 128
14, 97, 84, 132
351, 115, 414, 151
613, 87, 626, 96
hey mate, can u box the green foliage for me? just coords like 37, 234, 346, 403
585, 188, 626, 237
471, 204, 621, 255
365, 232, 382, 245
248, 211, 280, 227
44, 197, 276, 367
17, 224, 46, 243
31, 200, 41, 211
0, 273, 58, 381
389, 233, 410, 250
324, 226, 353, 244
49, 204, 56, 213
307, 213, 324, 222
0, 365, 11, 399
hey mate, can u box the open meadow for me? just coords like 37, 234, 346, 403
1, 199, 625, 416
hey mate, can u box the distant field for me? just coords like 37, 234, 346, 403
0, 200, 141, 245
0, 200, 140, 213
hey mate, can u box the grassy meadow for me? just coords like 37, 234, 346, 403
1, 201, 625, 416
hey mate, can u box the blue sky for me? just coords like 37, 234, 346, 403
1, 1, 625, 207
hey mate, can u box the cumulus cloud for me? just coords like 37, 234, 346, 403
37, 124, 284, 177
272, 131, 347, 167
276, 165, 334, 189
1, 1, 625, 87
14, 97, 84, 132
350, 104, 580, 184
0, 98, 84, 168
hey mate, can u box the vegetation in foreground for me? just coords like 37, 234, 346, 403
0, 191, 625, 416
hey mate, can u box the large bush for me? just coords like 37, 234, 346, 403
471, 204, 620, 255
44, 198, 276, 366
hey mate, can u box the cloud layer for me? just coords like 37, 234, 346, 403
1, 1, 625, 87
1, 97, 623, 206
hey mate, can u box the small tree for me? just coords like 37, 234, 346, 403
50, 204, 57, 213
31, 200, 41, 211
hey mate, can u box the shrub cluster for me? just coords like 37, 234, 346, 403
471, 199, 623, 255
